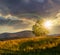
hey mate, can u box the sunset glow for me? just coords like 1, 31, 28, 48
43, 20, 53, 29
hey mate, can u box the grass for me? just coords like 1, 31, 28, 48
0, 37, 60, 55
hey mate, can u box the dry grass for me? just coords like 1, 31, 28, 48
0, 36, 60, 54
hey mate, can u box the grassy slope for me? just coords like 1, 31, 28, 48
0, 36, 60, 55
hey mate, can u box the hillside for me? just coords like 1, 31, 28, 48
0, 31, 35, 40
0, 36, 60, 55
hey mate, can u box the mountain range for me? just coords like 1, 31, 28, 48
0, 30, 60, 41
0, 31, 35, 41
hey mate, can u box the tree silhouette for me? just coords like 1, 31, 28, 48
32, 19, 49, 36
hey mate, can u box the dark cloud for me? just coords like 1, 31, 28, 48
0, 15, 35, 33
0, 0, 60, 17
0, 0, 60, 34
0, 16, 34, 29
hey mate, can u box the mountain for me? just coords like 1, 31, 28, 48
0, 31, 35, 40
48, 34, 60, 37
0, 30, 60, 41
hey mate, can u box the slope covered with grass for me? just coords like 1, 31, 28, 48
0, 37, 60, 55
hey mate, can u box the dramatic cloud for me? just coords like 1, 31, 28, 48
0, 0, 60, 17
36, 0, 45, 3
0, 0, 60, 34
0, 15, 35, 33
0, 16, 35, 28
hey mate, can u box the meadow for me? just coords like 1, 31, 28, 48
0, 37, 60, 55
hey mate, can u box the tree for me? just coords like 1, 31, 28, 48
32, 19, 49, 36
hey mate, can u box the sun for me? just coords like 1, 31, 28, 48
43, 20, 53, 29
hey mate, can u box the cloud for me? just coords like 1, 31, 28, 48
0, 0, 60, 17
0, 0, 60, 34
49, 26, 60, 34
0, 15, 35, 33
36, 0, 45, 3
0, 15, 35, 29
23, 0, 30, 3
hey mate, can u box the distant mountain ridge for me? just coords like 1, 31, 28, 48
0, 31, 35, 40
0, 30, 60, 41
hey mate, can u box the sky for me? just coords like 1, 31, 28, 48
0, 0, 60, 34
